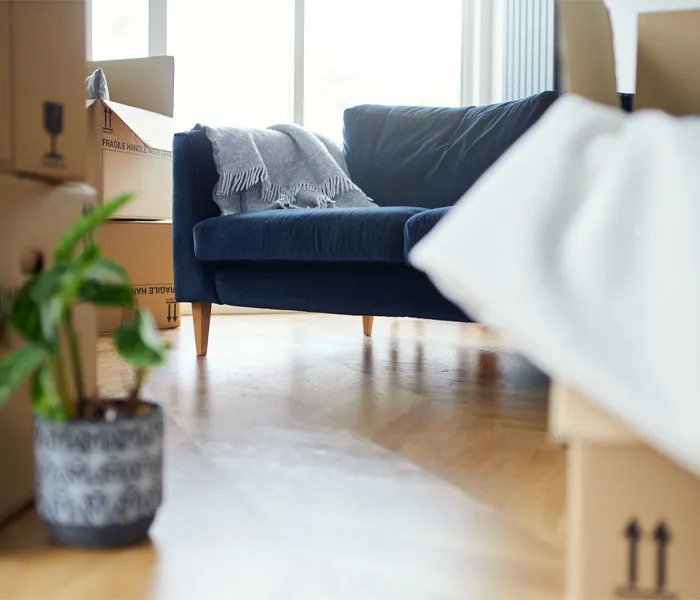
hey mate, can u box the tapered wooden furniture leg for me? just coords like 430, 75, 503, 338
192, 302, 212, 357
362, 316, 374, 337
475, 323, 498, 379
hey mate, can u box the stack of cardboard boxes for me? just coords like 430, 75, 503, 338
85, 56, 180, 334
0, 2, 178, 523
555, 3, 700, 598
0, 0, 96, 523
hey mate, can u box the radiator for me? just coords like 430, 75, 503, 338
503, 0, 558, 101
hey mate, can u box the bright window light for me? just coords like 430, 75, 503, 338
91, 0, 150, 61
168, 0, 294, 132
94, 0, 465, 136
304, 0, 463, 139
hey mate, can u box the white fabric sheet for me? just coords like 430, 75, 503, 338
410, 95, 700, 476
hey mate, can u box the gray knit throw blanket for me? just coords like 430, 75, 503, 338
204, 124, 376, 214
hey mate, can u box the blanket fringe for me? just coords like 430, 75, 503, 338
260, 175, 360, 205
215, 170, 361, 207
214, 167, 266, 197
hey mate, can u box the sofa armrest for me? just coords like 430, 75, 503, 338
172, 128, 221, 304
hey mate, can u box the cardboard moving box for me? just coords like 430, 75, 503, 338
85, 57, 175, 220
98, 221, 180, 334
549, 380, 637, 445
636, 10, 700, 115
559, 0, 700, 117
0, 1, 86, 181
87, 99, 174, 220
557, 0, 619, 108
567, 439, 700, 600
551, 382, 700, 599
0, 174, 97, 524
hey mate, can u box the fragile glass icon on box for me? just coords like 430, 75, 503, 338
43, 101, 64, 160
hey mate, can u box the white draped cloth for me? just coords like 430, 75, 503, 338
410, 95, 700, 477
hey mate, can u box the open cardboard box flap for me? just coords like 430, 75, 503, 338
85, 59, 174, 220
558, 0, 700, 115
87, 99, 174, 152
636, 9, 700, 115
557, 0, 618, 107
85, 56, 174, 118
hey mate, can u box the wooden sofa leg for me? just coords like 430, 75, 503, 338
475, 323, 498, 379
362, 316, 374, 337
192, 302, 212, 357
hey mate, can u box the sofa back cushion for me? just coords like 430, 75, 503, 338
343, 91, 560, 208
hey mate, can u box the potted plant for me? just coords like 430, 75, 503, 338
0, 194, 169, 548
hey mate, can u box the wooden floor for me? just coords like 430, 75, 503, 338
0, 314, 566, 599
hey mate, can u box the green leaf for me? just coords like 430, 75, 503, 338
0, 345, 47, 408
80, 241, 101, 263
54, 193, 133, 263
76, 254, 132, 307
27, 266, 71, 346
26, 252, 129, 340
29, 265, 68, 301
10, 281, 54, 350
79, 280, 133, 307
30, 363, 67, 422
114, 310, 169, 370
85, 258, 128, 284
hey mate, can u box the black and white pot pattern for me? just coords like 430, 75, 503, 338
33, 404, 163, 547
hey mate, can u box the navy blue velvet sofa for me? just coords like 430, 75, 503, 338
173, 91, 561, 355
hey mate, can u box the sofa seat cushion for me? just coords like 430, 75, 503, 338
404, 207, 451, 258
194, 206, 425, 264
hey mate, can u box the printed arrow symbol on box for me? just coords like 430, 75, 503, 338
624, 519, 642, 590
173, 303, 178, 320
167, 303, 172, 323
654, 522, 672, 592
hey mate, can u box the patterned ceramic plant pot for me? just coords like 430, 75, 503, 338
33, 403, 163, 548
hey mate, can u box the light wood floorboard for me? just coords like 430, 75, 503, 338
0, 314, 565, 599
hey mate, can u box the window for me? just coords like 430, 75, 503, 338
304, 0, 463, 139
168, 0, 294, 132
89, 0, 483, 135
91, 0, 150, 61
